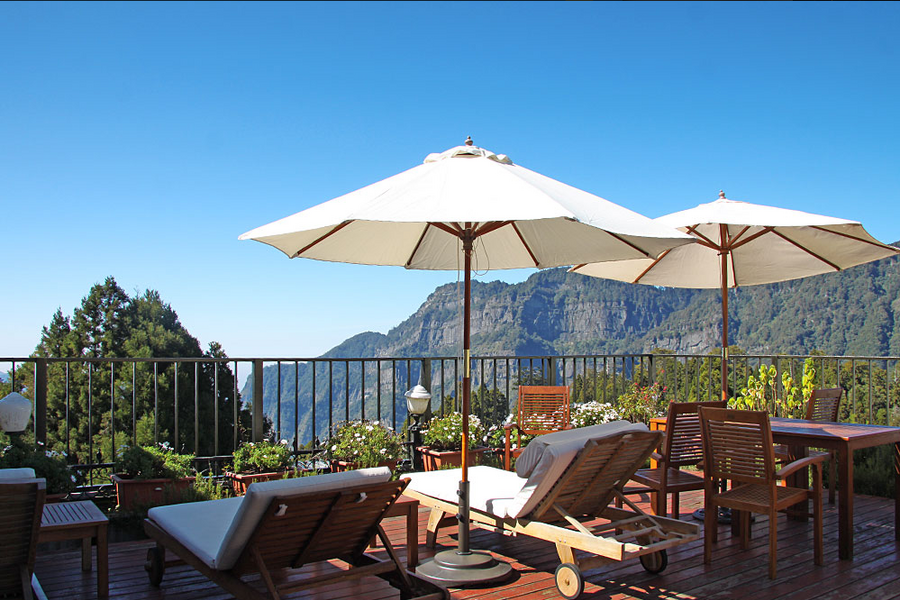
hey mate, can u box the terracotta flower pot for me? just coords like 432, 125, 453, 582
416, 446, 488, 472
225, 470, 292, 496
330, 459, 398, 473
110, 474, 195, 510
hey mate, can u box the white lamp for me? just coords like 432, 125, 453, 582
0, 392, 33, 433
405, 384, 432, 417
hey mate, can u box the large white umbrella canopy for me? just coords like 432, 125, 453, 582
240, 139, 692, 584
571, 191, 899, 397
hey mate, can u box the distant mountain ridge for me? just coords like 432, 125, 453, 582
245, 242, 900, 442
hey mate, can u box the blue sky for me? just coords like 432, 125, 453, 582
2, 1, 898, 359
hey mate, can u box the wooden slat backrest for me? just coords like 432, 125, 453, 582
663, 400, 727, 468
806, 387, 842, 422
699, 408, 774, 486
531, 430, 662, 521
0, 479, 45, 598
517, 385, 570, 435
232, 478, 407, 575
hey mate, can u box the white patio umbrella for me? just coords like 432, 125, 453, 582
571, 191, 899, 399
239, 138, 693, 585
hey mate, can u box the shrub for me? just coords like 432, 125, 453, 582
0, 436, 78, 494
327, 420, 404, 467
615, 382, 667, 426
423, 412, 484, 451
231, 440, 294, 474
115, 444, 195, 479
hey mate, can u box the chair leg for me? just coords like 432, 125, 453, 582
813, 467, 824, 566
768, 509, 778, 580
740, 510, 751, 550
655, 491, 667, 518
672, 492, 680, 520
703, 494, 716, 564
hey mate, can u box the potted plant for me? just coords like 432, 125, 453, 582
111, 443, 195, 510
326, 420, 404, 472
0, 436, 78, 500
418, 412, 486, 471
225, 439, 295, 495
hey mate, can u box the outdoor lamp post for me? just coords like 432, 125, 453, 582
0, 392, 33, 436
405, 384, 431, 471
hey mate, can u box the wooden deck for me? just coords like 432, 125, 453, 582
34, 489, 900, 600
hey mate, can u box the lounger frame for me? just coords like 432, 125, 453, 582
407, 431, 699, 578
144, 478, 446, 600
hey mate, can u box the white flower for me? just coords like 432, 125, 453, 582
331, 445, 337, 451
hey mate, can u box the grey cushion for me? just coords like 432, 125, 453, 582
0, 467, 37, 480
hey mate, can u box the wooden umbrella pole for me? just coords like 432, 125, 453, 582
720, 224, 729, 401
458, 226, 474, 554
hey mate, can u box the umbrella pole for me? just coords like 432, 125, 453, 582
720, 235, 729, 401
415, 226, 511, 587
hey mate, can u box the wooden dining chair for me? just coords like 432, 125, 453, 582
504, 385, 571, 470
699, 407, 824, 579
774, 387, 843, 503
631, 400, 726, 518
0, 479, 47, 600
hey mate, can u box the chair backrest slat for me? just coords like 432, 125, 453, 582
806, 387, 842, 422
699, 408, 774, 486
0, 479, 46, 597
664, 400, 727, 467
518, 386, 570, 435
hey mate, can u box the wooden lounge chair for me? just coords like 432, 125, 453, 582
699, 407, 824, 580
0, 476, 47, 600
504, 385, 572, 471
404, 422, 700, 599
631, 400, 726, 518
143, 467, 447, 600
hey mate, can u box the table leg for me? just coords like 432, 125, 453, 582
786, 444, 809, 522
97, 523, 109, 598
81, 537, 92, 571
838, 445, 854, 560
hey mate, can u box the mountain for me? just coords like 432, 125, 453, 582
244, 243, 900, 441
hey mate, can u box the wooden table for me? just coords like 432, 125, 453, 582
379, 494, 419, 570
768, 417, 900, 560
39, 501, 109, 597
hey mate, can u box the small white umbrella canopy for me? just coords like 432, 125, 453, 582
571, 191, 900, 397
240, 139, 693, 583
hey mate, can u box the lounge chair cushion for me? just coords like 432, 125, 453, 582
406, 421, 648, 519
0, 467, 37, 480
515, 421, 641, 478
149, 466, 392, 570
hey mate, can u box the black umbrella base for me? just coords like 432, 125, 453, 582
693, 507, 733, 524
416, 549, 512, 586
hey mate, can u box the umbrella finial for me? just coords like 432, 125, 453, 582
719, 190, 726, 199
465, 136, 473, 146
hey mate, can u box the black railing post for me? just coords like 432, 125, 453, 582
253, 359, 264, 442
34, 358, 47, 446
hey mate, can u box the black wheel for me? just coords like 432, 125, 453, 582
145, 546, 165, 587
555, 563, 583, 599
640, 549, 668, 574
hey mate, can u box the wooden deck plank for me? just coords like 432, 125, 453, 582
33, 490, 899, 600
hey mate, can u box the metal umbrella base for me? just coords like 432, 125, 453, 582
416, 549, 512, 586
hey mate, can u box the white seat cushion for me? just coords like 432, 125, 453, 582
0, 467, 37, 480
405, 421, 649, 520
149, 466, 392, 570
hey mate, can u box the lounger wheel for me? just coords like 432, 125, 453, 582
639, 549, 668, 574
145, 547, 165, 587
554, 563, 583, 599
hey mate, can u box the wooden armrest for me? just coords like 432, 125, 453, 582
776, 454, 826, 479
503, 423, 519, 431
650, 451, 665, 463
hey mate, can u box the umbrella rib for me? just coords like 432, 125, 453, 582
605, 230, 654, 259
728, 227, 773, 251
509, 222, 540, 268
633, 249, 671, 284
726, 225, 753, 247
771, 230, 842, 271
293, 221, 354, 257
810, 225, 900, 251
429, 222, 464, 237
686, 226, 722, 251
406, 224, 433, 269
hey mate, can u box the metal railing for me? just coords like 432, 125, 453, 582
2, 352, 898, 483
